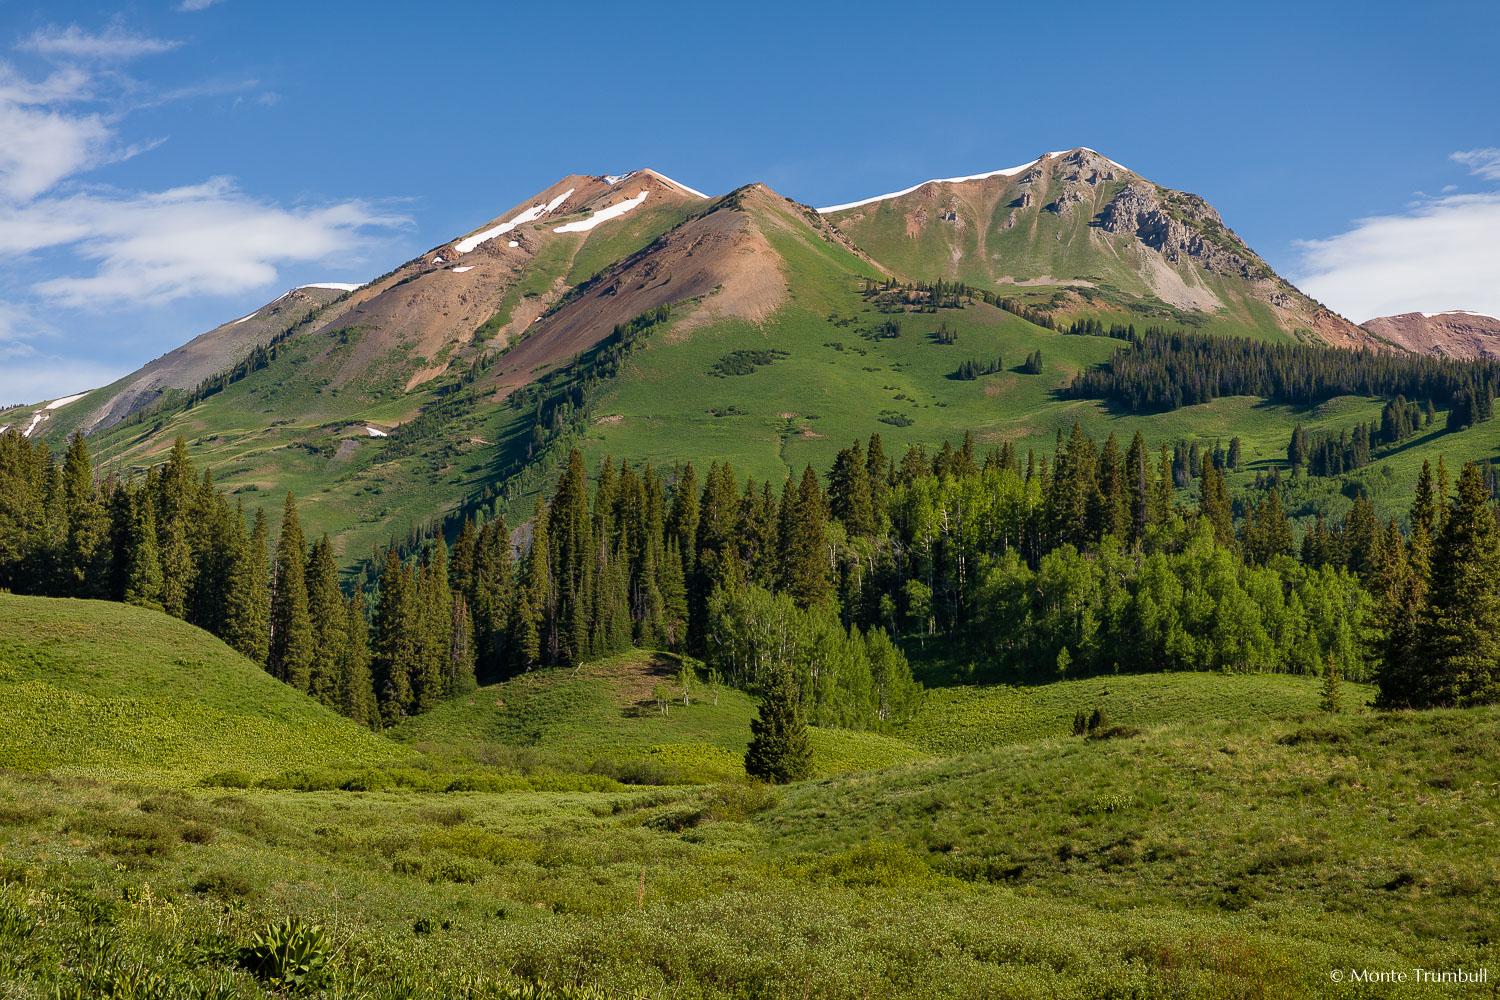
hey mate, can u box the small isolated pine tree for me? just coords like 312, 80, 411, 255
745, 666, 812, 784
1087, 707, 1110, 737
1320, 657, 1343, 714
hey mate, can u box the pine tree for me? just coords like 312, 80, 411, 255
659, 539, 689, 649
122, 491, 164, 610
1198, 456, 1234, 548
268, 492, 314, 690
340, 594, 378, 728
305, 534, 345, 709
781, 466, 832, 608
1413, 462, 1500, 706
372, 549, 417, 722
223, 503, 271, 665
154, 437, 197, 618
744, 665, 812, 784
1319, 657, 1343, 714
60, 433, 108, 597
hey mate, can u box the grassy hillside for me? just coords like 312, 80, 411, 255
391, 649, 927, 781
0, 696, 1492, 997
0, 594, 400, 781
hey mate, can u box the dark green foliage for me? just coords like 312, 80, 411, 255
744, 665, 812, 784
237, 918, 331, 993
708, 349, 789, 378
269, 492, 314, 691
1069, 326, 1500, 415
952, 357, 1003, 380
1019, 349, 1044, 374
1407, 462, 1500, 706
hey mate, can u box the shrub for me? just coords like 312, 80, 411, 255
237, 918, 331, 993
426, 855, 486, 885
200, 770, 254, 789
193, 869, 255, 900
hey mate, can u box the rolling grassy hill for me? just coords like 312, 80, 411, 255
0, 643, 1489, 996
0, 594, 400, 781
392, 649, 926, 781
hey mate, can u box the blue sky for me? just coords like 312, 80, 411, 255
2, 0, 1498, 402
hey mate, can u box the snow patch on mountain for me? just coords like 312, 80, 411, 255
46, 393, 87, 410
554, 190, 649, 233
650, 171, 709, 199
301, 282, 362, 291
454, 189, 575, 254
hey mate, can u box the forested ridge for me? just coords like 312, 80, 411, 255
2, 408, 1494, 733
1064, 326, 1500, 416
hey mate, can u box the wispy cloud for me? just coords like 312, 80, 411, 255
1451, 147, 1500, 182
3, 178, 408, 307
0, 21, 407, 401
20, 25, 180, 62
177, 0, 227, 11
1297, 184, 1500, 322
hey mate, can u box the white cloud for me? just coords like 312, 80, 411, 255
1452, 148, 1500, 182
20, 25, 180, 62
1296, 190, 1500, 322
0, 29, 408, 402
0, 177, 407, 307
177, 0, 226, 10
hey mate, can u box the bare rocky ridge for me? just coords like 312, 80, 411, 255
1363, 311, 1500, 360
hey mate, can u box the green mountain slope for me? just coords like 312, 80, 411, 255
0, 593, 400, 780
13, 154, 1500, 566
821, 148, 1378, 348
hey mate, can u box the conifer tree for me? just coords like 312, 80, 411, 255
865, 433, 891, 528
154, 438, 197, 617
659, 538, 689, 649
60, 433, 108, 597
223, 503, 271, 665
781, 466, 832, 608
828, 440, 875, 537
268, 492, 314, 690
122, 491, 164, 610
305, 534, 346, 709
1413, 462, 1500, 706
1197, 456, 1234, 548
744, 664, 812, 784
340, 594, 378, 728
372, 549, 416, 722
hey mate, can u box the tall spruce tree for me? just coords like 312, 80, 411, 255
223, 502, 272, 665
305, 535, 346, 709
744, 664, 812, 784
340, 594, 378, 728
268, 492, 314, 690
1411, 462, 1500, 706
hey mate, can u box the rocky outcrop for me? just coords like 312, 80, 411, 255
1099, 182, 1264, 279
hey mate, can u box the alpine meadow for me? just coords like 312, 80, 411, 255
2, 3, 1500, 997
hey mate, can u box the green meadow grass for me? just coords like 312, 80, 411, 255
0, 594, 400, 781
392, 649, 927, 781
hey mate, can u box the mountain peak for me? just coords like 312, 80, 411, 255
816, 147, 1130, 214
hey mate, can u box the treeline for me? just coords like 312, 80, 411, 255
0, 432, 463, 729
1288, 394, 1435, 477
1065, 328, 1500, 414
